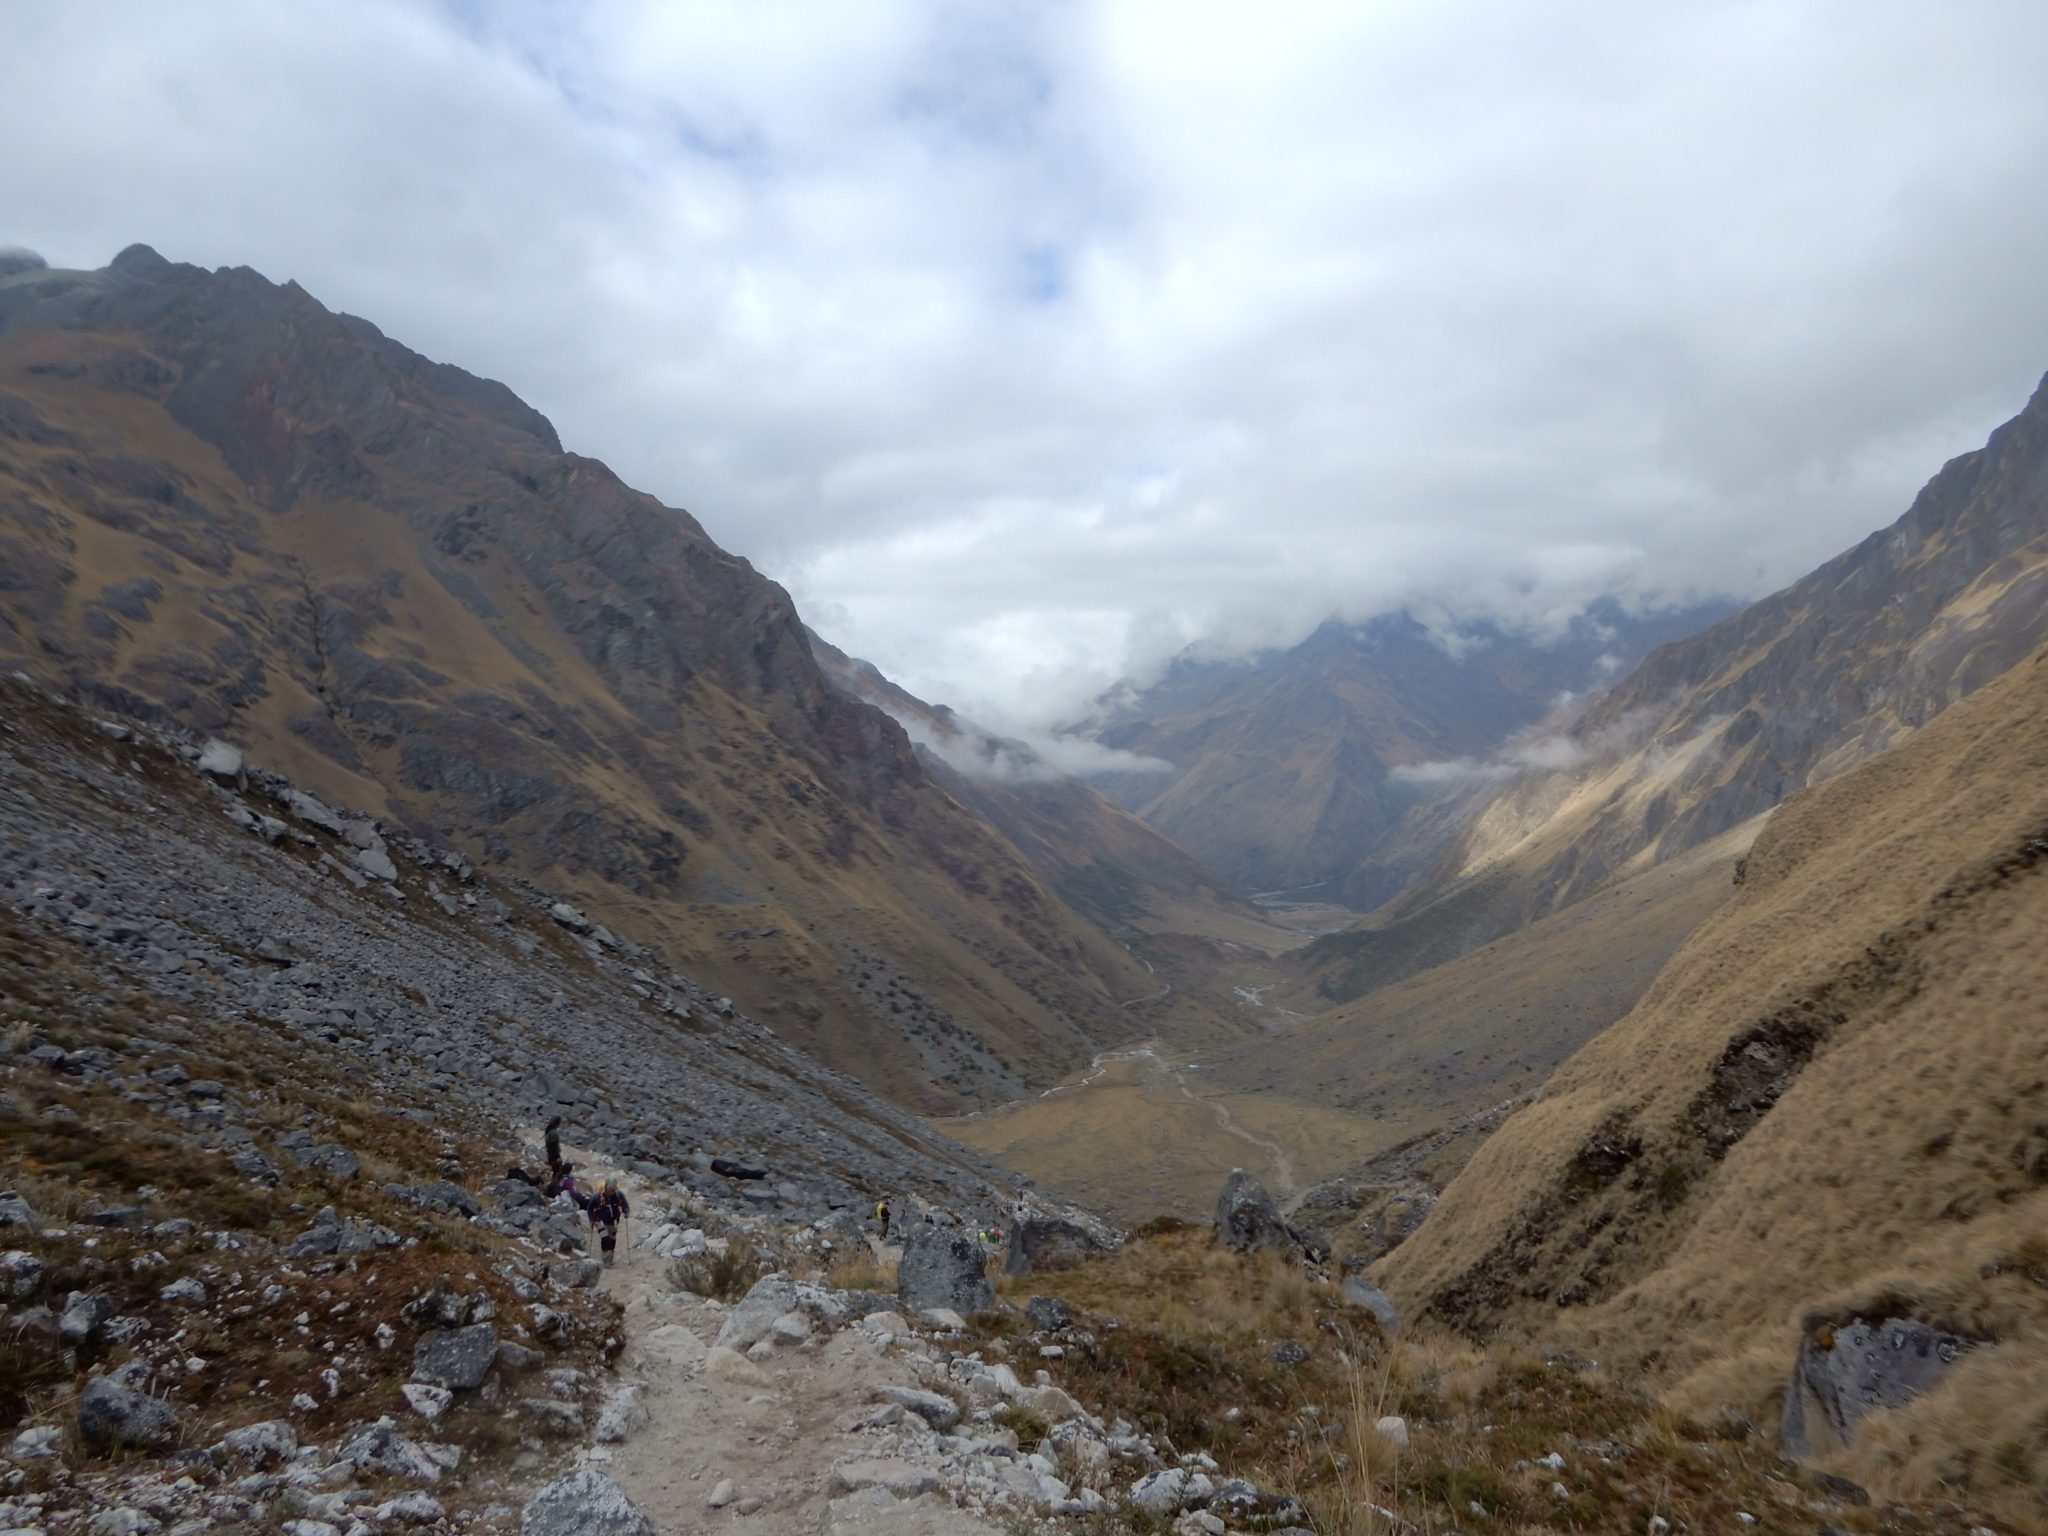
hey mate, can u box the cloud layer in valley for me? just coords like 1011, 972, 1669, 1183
5, 1, 2046, 731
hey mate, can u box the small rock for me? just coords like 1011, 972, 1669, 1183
159, 1276, 206, 1306
401, 1383, 454, 1421
375, 1493, 445, 1526
1375, 1414, 1409, 1449
706, 1478, 734, 1508
521, 1468, 655, 1536
216, 1419, 297, 1465
870, 1385, 961, 1431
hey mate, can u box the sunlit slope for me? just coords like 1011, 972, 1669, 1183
1380, 640, 2048, 1494
0, 246, 1157, 1111
1295, 374, 2048, 1007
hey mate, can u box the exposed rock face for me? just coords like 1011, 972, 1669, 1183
897, 1228, 995, 1317
1780, 1318, 1973, 1458
0, 247, 1158, 1113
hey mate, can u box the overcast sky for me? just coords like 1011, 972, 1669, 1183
6, 1, 2047, 730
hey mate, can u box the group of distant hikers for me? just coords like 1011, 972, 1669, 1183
508, 1115, 630, 1264
872, 1196, 1013, 1256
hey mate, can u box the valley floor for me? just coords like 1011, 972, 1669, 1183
936, 1042, 1418, 1226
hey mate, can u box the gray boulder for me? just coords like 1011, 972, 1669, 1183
1026, 1295, 1072, 1332
714, 1273, 800, 1352
78, 1374, 180, 1450
1781, 1316, 1973, 1457
897, 1228, 994, 1317
1003, 1217, 1107, 1276
336, 1417, 442, 1482
195, 739, 243, 781
216, 1419, 297, 1465
1341, 1275, 1400, 1334
521, 1469, 656, 1536
60, 1291, 114, 1344
0, 1190, 41, 1230
412, 1322, 499, 1391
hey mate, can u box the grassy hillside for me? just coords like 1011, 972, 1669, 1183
1379, 639, 2048, 1520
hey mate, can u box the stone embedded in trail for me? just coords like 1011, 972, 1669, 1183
521, 1468, 656, 1536
594, 1383, 646, 1443
871, 1385, 962, 1431
1780, 1316, 1974, 1457
1003, 1217, 1109, 1275
412, 1322, 499, 1391
78, 1373, 180, 1450
897, 1227, 995, 1317
830, 1459, 942, 1498
714, 1273, 801, 1352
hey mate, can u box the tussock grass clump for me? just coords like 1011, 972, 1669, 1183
670, 1237, 766, 1302
823, 1251, 897, 1293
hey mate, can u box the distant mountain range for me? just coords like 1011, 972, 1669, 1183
1068, 600, 1734, 904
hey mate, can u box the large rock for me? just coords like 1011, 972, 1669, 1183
522, 1469, 656, 1536
1213, 1169, 1294, 1254
1003, 1217, 1108, 1276
1780, 1316, 1973, 1457
714, 1273, 800, 1352
78, 1374, 180, 1450
411, 1322, 499, 1390
897, 1228, 994, 1317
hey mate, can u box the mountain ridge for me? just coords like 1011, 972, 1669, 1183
0, 244, 1161, 1112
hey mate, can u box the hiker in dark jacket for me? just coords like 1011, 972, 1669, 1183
589, 1179, 630, 1264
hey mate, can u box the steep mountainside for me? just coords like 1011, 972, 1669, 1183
1073, 602, 1730, 903
1378, 640, 2048, 1511
0, 246, 1156, 1111
1296, 377, 2048, 1005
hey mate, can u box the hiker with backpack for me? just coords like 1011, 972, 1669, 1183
589, 1178, 630, 1265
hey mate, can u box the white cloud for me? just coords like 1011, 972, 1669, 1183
4, 0, 2046, 726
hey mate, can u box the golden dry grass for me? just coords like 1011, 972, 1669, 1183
1378, 641, 2048, 1524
